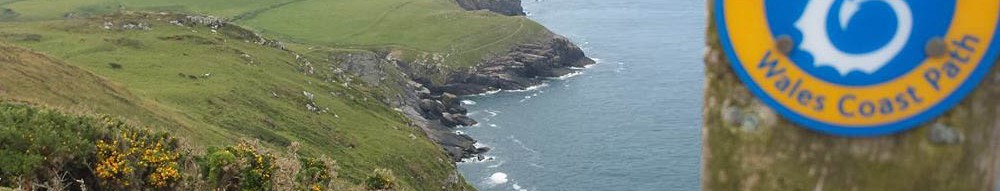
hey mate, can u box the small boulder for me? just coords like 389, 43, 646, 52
474, 147, 491, 154
447, 106, 468, 115
419, 99, 446, 117
442, 113, 477, 127
416, 87, 432, 99
441, 93, 460, 106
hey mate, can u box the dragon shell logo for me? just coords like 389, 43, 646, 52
716, 0, 1000, 136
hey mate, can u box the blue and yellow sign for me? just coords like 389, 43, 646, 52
715, 0, 1000, 136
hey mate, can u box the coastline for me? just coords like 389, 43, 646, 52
384, 0, 596, 162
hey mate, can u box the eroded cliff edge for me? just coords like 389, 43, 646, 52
331, 2, 593, 161
702, 2, 1000, 190
366, 32, 593, 162
455, 0, 526, 16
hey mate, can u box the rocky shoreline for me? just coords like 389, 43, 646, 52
349, 0, 595, 162
401, 33, 595, 162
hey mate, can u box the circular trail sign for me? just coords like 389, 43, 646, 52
715, 0, 1000, 136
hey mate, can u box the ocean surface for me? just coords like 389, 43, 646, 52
456, 0, 706, 191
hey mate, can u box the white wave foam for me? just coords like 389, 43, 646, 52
513, 183, 528, 191
461, 100, 477, 105
510, 136, 539, 154
549, 71, 584, 80
473, 142, 489, 149
528, 163, 545, 169
476, 89, 502, 96
487, 161, 504, 168
487, 172, 508, 185
454, 130, 465, 135
505, 83, 549, 93
486, 110, 500, 117
615, 62, 625, 73
459, 154, 496, 163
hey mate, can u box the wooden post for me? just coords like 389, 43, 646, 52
702, 1, 1000, 190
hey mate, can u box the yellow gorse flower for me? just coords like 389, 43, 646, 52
94, 125, 181, 188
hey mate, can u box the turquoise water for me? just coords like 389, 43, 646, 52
457, 1, 706, 190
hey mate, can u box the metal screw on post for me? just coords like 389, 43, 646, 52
776, 35, 794, 55
926, 37, 947, 58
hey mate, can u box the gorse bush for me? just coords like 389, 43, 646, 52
0, 103, 370, 190
199, 141, 277, 191
0, 103, 183, 190
365, 168, 397, 190
0, 103, 99, 189
92, 117, 181, 189
297, 156, 337, 191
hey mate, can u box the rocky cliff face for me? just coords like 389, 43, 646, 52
434, 35, 593, 95
414, 33, 592, 161
455, 0, 526, 16
703, 2, 1000, 190
327, 31, 593, 162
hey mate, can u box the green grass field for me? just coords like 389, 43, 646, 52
2, 0, 549, 67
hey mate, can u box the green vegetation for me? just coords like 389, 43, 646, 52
199, 142, 277, 190
0, 0, 552, 189
0, 103, 351, 190
0, 11, 471, 190
0, 102, 183, 190
365, 168, 398, 190
238, 0, 549, 67
1, 0, 548, 67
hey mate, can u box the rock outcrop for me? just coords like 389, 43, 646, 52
435, 35, 595, 95
455, 0, 526, 16
312, 17, 591, 161
407, 33, 592, 161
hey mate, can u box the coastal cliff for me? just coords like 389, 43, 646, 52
455, 0, 526, 16
330, 30, 594, 162
436, 35, 594, 95
320, 0, 593, 162
703, 2, 1000, 190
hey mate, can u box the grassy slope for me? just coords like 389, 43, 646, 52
2, 0, 550, 68
237, 0, 549, 67
0, 16, 467, 190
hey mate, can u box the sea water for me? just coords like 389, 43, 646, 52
457, 0, 706, 190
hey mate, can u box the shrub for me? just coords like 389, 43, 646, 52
92, 116, 182, 189
199, 141, 276, 191
364, 168, 396, 190
0, 103, 182, 190
296, 156, 336, 191
0, 103, 100, 188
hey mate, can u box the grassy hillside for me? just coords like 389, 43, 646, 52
1, 0, 549, 67
0, 12, 470, 190
0, 0, 552, 189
